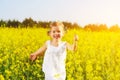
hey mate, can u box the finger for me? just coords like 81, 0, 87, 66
74, 35, 79, 41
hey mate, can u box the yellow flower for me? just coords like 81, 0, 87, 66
0, 59, 2, 63
5, 70, 11, 76
0, 74, 5, 80
86, 64, 93, 72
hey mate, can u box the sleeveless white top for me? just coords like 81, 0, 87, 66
42, 40, 67, 75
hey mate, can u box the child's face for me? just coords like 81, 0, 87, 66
49, 26, 64, 41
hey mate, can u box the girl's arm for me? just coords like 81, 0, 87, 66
30, 43, 47, 61
66, 35, 79, 51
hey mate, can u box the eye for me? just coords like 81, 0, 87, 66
53, 31, 55, 33
57, 30, 60, 33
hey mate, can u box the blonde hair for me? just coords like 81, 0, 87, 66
50, 21, 64, 29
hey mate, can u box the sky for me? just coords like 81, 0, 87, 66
0, 0, 120, 27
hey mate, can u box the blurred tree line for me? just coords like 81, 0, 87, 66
0, 17, 81, 29
0, 17, 120, 32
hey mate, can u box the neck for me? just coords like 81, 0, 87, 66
51, 39, 61, 47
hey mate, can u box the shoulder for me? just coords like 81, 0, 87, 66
61, 41, 67, 48
45, 40, 50, 47
45, 40, 50, 44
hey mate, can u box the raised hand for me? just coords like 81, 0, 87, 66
74, 34, 79, 41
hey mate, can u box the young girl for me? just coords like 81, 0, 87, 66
30, 21, 78, 80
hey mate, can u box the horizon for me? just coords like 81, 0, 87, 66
0, 17, 119, 28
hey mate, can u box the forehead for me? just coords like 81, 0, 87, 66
51, 26, 63, 31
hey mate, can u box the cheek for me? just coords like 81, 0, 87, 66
60, 33, 64, 36
49, 33, 53, 37
58, 33, 64, 38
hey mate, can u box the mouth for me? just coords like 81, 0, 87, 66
53, 35, 60, 39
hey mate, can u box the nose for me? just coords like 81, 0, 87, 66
55, 31, 60, 34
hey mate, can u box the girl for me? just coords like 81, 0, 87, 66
30, 21, 78, 80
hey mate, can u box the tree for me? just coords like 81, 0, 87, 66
37, 21, 50, 28
84, 24, 98, 31
0, 20, 6, 27
84, 24, 108, 32
63, 22, 73, 29
73, 23, 82, 29
109, 24, 120, 32
6, 20, 20, 28
22, 17, 37, 27
98, 24, 108, 31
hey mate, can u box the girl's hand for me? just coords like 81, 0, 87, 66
30, 53, 37, 61
74, 34, 79, 41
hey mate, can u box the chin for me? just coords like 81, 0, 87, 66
55, 38, 60, 41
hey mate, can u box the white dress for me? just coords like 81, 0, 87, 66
42, 40, 67, 80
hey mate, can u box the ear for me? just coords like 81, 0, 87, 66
47, 30, 50, 36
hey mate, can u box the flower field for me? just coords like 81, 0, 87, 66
0, 28, 120, 80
